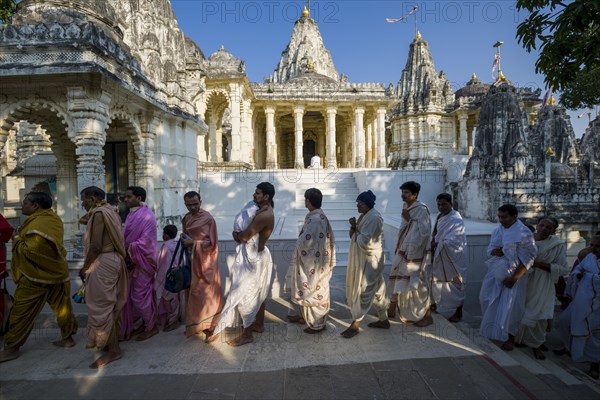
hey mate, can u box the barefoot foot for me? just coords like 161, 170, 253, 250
286, 315, 305, 324
136, 327, 159, 341
90, 351, 122, 369
414, 315, 433, 327
501, 337, 515, 351
52, 336, 76, 348
0, 348, 21, 363
205, 332, 221, 344
367, 319, 391, 329
448, 306, 463, 323
227, 334, 253, 347
532, 347, 546, 360
340, 327, 360, 339
163, 321, 180, 332
387, 302, 398, 318
588, 363, 599, 380
304, 326, 325, 334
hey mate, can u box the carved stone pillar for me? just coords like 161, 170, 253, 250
140, 116, 160, 207
208, 118, 218, 162
347, 123, 354, 168
229, 83, 241, 161
265, 105, 277, 168
366, 120, 373, 168
67, 87, 111, 197
373, 119, 379, 168
293, 104, 304, 169
241, 100, 253, 165
376, 108, 386, 167
458, 113, 468, 154
326, 106, 337, 168
354, 106, 365, 168
197, 132, 207, 162
53, 139, 78, 237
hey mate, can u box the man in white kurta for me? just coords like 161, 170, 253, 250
430, 194, 467, 323
556, 235, 600, 379
342, 190, 389, 338
387, 181, 432, 327
479, 204, 537, 349
286, 189, 336, 333
515, 217, 567, 359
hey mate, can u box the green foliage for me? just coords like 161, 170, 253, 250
0, 0, 17, 24
516, 0, 600, 109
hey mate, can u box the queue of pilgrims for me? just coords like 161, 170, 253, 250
0, 181, 598, 378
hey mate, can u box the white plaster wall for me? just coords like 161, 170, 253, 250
199, 170, 298, 236
353, 170, 445, 215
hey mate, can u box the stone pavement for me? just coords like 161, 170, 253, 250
1, 270, 599, 399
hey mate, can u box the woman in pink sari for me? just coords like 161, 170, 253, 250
119, 186, 158, 342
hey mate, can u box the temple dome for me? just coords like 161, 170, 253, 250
184, 35, 205, 61
206, 45, 245, 76
13, 0, 123, 39
455, 74, 489, 99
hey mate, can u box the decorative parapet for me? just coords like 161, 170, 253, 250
250, 79, 391, 102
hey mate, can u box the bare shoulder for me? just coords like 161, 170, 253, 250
253, 207, 274, 227
92, 210, 105, 225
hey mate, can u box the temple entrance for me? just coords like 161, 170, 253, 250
303, 139, 316, 167
103, 141, 130, 222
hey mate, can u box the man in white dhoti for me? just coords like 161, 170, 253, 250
554, 235, 600, 380
342, 190, 389, 338
430, 193, 467, 323
285, 188, 336, 334
207, 182, 275, 347
479, 204, 537, 350
308, 153, 321, 169
387, 181, 433, 327
515, 217, 567, 360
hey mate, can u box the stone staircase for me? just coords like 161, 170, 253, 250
291, 171, 390, 268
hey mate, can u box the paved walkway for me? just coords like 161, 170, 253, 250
1, 271, 599, 399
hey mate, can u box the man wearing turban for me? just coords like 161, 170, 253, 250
342, 190, 390, 338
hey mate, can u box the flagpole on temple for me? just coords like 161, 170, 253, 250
493, 40, 504, 81
414, 6, 418, 38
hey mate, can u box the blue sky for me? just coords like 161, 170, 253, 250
171, 0, 592, 137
